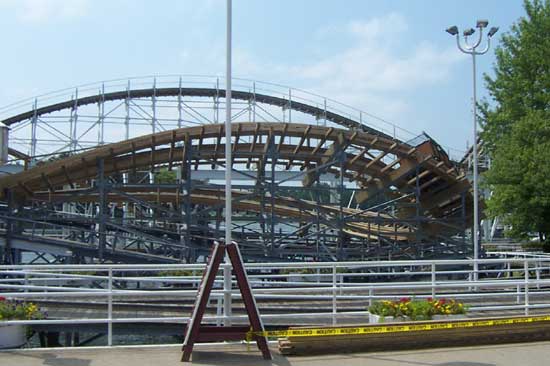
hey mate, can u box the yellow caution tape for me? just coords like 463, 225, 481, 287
246, 315, 550, 340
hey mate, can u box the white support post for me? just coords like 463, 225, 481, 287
288, 88, 292, 123
332, 264, 337, 325
216, 296, 222, 326
24, 272, 29, 293
524, 260, 529, 315
252, 82, 256, 123
125, 80, 130, 141
431, 263, 436, 298
214, 77, 220, 124
98, 83, 105, 145
535, 262, 540, 290
123, 81, 131, 223
223, 0, 233, 327
70, 88, 79, 152
447, 22, 498, 283
152, 78, 157, 134
30, 98, 38, 162
178, 76, 183, 129
323, 98, 327, 127
108, 268, 113, 346
472, 52, 480, 283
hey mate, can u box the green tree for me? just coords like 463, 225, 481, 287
481, 0, 550, 242
154, 168, 177, 184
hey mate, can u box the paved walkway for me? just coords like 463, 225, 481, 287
2, 341, 550, 366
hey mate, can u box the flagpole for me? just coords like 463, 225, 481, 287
223, 0, 233, 326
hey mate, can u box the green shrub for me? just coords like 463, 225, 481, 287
0, 297, 44, 321
368, 297, 467, 320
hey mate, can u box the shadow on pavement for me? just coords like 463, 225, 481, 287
191, 350, 292, 366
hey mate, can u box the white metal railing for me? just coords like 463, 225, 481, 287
1, 257, 550, 347
0, 75, 413, 140
0, 75, 467, 161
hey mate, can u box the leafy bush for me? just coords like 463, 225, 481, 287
428, 297, 467, 316
368, 297, 467, 320
0, 297, 44, 321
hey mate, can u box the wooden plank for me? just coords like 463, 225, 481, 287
181, 243, 225, 362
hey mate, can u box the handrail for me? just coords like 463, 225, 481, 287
1, 256, 549, 347
0, 75, 466, 160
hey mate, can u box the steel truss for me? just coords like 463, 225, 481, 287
0, 77, 473, 264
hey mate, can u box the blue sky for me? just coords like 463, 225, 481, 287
0, 0, 526, 156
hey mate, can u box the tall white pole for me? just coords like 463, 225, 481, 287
472, 52, 479, 281
223, 0, 233, 326
447, 22, 497, 282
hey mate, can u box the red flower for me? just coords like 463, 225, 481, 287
400, 297, 411, 303
0, 296, 5, 301
427, 297, 433, 302
439, 298, 446, 305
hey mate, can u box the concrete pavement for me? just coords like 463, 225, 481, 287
2, 341, 550, 366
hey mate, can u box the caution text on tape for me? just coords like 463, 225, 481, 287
246, 315, 550, 339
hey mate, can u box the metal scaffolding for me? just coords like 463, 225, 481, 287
0, 77, 474, 264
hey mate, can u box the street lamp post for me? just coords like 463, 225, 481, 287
446, 21, 498, 281
223, 0, 233, 326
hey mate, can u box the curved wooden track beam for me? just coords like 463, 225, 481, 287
0, 122, 471, 223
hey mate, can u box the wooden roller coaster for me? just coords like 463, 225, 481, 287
0, 121, 473, 263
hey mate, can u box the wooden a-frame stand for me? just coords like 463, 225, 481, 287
181, 241, 271, 362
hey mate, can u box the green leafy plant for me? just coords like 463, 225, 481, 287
0, 297, 44, 321
368, 297, 467, 320
154, 168, 177, 184
480, 0, 550, 242
428, 298, 467, 316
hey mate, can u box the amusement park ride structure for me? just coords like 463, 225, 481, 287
0, 76, 475, 265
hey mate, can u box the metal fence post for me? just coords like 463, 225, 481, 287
24, 272, 29, 293
339, 272, 344, 296
431, 263, 436, 298
223, 263, 232, 326
535, 262, 541, 290
108, 268, 113, 346
524, 260, 529, 316
216, 297, 222, 326
332, 264, 337, 325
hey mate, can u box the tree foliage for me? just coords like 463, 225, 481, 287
154, 168, 177, 184
481, 0, 550, 241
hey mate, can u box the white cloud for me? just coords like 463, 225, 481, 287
291, 15, 462, 93
347, 12, 408, 41
230, 13, 465, 125
0, 0, 90, 23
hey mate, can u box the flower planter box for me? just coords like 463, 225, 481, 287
0, 325, 27, 349
369, 313, 467, 323
368, 313, 408, 323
